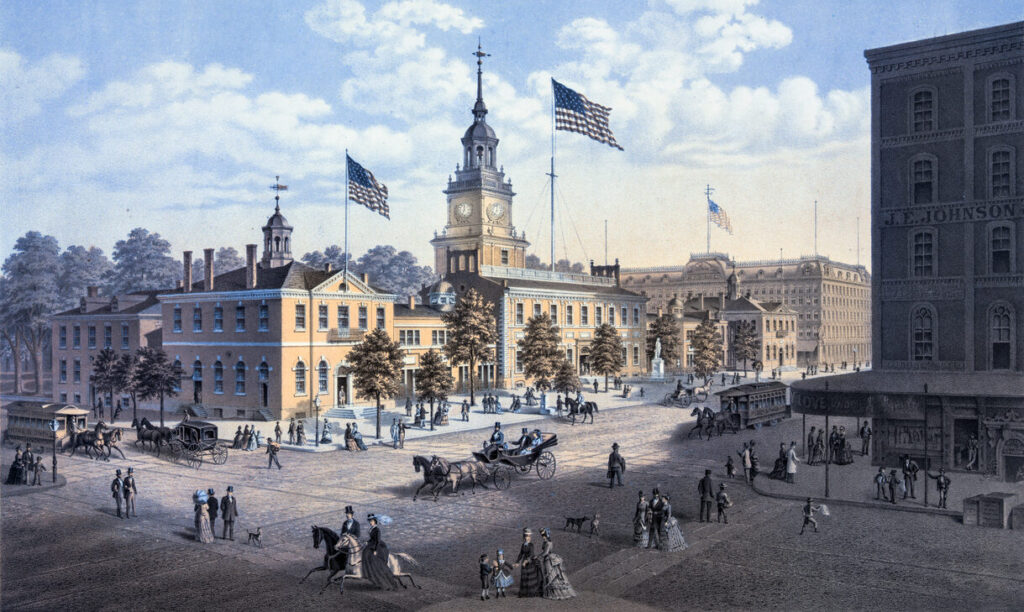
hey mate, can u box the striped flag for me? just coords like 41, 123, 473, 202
709, 200, 733, 234
347, 154, 390, 219
552, 79, 624, 151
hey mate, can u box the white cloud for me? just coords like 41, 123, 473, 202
0, 48, 85, 125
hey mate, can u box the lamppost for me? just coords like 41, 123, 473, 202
314, 396, 321, 448
48, 418, 59, 483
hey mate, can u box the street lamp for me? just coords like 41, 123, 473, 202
48, 418, 59, 483
314, 395, 321, 448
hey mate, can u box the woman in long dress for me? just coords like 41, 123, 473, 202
539, 528, 577, 600
5, 446, 25, 485
321, 419, 332, 443
231, 427, 243, 449
659, 495, 688, 552
241, 425, 252, 451
193, 490, 214, 543
246, 427, 259, 451
769, 443, 788, 479
514, 528, 542, 597
361, 514, 400, 590
633, 491, 649, 547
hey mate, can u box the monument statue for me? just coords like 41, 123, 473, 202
654, 337, 662, 360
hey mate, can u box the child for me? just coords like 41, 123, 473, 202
716, 483, 733, 523
725, 455, 736, 478
479, 553, 493, 600
31, 456, 47, 486
491, 549, 514, 598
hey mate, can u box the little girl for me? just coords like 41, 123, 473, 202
491, 549, 514, 598
725, 455, 736, 478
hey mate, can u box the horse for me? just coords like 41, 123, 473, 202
99, 427, 127, 460
564, 397, 598, 425
135, 417, 172, 455
715, 404, 740, 435
69, 422, 109, 460
301, 526, 420, 595
431, 455, 489, 496
412, 455, 453, 501
688, 406, 716, 440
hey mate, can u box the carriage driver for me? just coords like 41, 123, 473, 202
485, 422, 506, 453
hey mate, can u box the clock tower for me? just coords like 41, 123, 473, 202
431, 43, 529, 276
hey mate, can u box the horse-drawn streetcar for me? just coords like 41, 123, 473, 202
715, 381, 791, 430
168, 421, 227, 468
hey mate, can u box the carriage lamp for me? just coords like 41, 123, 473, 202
48, 418, 59, 483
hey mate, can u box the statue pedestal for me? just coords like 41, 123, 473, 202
650, 358, 665, 379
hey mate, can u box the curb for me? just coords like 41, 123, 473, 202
1, 473, 68, 497
750, 479, 962, 519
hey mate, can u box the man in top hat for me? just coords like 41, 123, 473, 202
514, 427, 532, 453
607, 442, 626, 488
220, 486, 239, 540
900, 454, 920, 499
288, 418, 296, 445
698, 469, 715, 522
266, 435, 282, 469
646, 488, 664, 549
716, 483, 732, 523
927, 467, 951, 508
887, 469, 902, 505
274, 421, 282, 444
340, 505, 361, 539
859, 420, 872, 456
111, 469, 126, 518
123, 467, 138, 518
207, 488, 219, 535
488, 422, 505, 451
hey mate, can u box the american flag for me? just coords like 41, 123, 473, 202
552, 79, 624, 151
347, 154, 389, 219
709, 200, 733, 234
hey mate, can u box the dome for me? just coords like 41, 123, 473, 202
463, 120, 496, 142
667, 297, 684, 310
263, 207, 292, 230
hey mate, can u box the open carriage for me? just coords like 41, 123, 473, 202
168, 421, 228, 468
661, 384, 710, 408
472, 432, 558, 490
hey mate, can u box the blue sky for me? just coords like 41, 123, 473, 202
2, 1, 1022, 271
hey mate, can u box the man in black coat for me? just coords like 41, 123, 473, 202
207, 488, 219, 535
900, 454, 919, 499
698, 469, 715, 522
607, 442, 626, 488
340, 505, 361, 539
220, 486, 239, 540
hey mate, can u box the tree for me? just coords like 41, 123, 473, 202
0, 278, 23, 394
646, 314, 681, 365
1, 231, 62, 393
731, 320, 760, 375
554, 259, 585, 273
215, 247, 245, 273
414, 349, 453, 431
301, 245, 352, 272
591, 323, 625, 392
349, 328, 404, 439
137, 347, 181, 427
525, 254, 545, 270
552, 359, 580, 395
518, 313, 562, 392
58, 245, 113, 308
90, 348, 119, 414
691, 319, 723, 385
442, 289, 496, 406
110, 228, 181, 294
112, 352, 144, 422
355, 245, 436, 298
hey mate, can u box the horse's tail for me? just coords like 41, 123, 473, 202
393, 552, 420, 567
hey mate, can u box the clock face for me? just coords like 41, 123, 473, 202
487, 201, 505, 221
454, 201, 472, 222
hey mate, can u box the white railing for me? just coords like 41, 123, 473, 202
479, 265, 616, 286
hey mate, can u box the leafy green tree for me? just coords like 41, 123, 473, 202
58, 245, 113, 308
415, 349, 453, 431
137, 347, 181, 427
301, 245, 352, 272
691, 319, 723, 385
90, 348, 119, 414
730, 320, 760, 375
0, 278, 24, 393
525, 254, 545, 270
441, 289, 496, 406
518, 313, 562, 392
110, 228, 181, 294
552, 359, 580, 396
591, 323, 625, 392
192, 246, 247, 280
112, 352, 144, 422
646, 314, 681, 364
354, 245, 436, 298
349, 328, 404, 439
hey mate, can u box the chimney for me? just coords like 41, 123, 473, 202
324, 262, 332, 273
719, 293, 725, 310
699, 293, 705, 311
183, 251, 193, 293
246, 244, 258, 289
408, 295, 416, 310
361, 273, 369, 285
87, 286, 99, 298
204, 248, 214, 291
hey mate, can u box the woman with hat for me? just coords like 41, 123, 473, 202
538, 527, 577, 600
659, 493, 688, 552
633, 490, 649, 547
361, 513, 399, 590
491, 548, 514, 598
192, 489, 214, 543
513, 528, 542, 597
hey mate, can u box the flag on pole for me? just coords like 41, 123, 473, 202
709, 200, 733, 234
552, 79, 624, 151
346, 154, 390, 219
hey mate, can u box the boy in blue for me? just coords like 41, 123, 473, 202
479, 553, 493, 600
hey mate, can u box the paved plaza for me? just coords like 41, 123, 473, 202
3, 399, 1023, 611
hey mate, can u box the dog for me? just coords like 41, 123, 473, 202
246, 527, 263, 548
589, 513, 600, 538
563, 516, 589, 533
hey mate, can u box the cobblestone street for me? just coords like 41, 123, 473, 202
3, 403, 1023, 611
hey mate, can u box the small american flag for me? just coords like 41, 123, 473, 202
347, 154, 389, 219
552, 79, 623, 151
709, 200, 733, 234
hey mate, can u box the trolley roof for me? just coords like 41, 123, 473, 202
715, 381, 788, 398
4, 401, 90, 417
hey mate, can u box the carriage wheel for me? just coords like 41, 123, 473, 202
168, 440, 183, 460
681, 396, 692, 408
661, 394, 672, 406
493, 467, 512, 490
535, 452, 556, 480
696, 390, 708, 402
212, 445, 228, 465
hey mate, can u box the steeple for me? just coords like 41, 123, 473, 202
262, 176, 294, 269
472, 39, 489, 123
461, 41, 498, 170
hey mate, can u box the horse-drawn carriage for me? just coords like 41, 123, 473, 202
661, 384, 710, 408
472, 433, 559, 490
168, 421, 228, 468
715, 381, 791, 430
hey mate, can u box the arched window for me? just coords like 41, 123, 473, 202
909, 87, 935, 133
988, 73, 1015, 122
990, 304, 1014, 370
274, 236, 281, 252
192, 360, 203, 381
989, 146, 1015, 198
284, 237, 290, 252
990, 223, 1014, 274
910, 154, 937, 204
259, 361, 270, 382
213, 361, 224, 393
910, 228, 936, 277
235, 360, 246, 394
318, 360, 329, 394
911, 305, 936, 362
294, 360, 306, 394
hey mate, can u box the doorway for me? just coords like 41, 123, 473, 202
336, 376, 349, 405
193, 381, 203, 405
261, 383, 269, 408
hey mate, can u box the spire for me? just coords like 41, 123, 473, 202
472, 39, 490, 122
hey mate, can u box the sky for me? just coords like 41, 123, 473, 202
2, 0, 1022, 273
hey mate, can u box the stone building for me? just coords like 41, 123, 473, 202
792, 22, 1024, 481
622, 252, 870, 367
431, 53, 648, 388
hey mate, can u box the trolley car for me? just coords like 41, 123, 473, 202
715, 382, 791, 430
3, 401, 88, 449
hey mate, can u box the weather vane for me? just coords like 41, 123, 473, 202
269, 175, 288, 211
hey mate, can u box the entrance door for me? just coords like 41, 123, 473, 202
193, 381, 202, 404
337, 376, 349, 405
261, 383, 269, 408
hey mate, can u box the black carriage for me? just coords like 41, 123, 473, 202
168, 421, 227, 468
715, 382, 790, 430
472, 433, 558, 490
661, 384, 710, 408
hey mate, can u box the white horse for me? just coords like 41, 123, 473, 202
328, 533, 421, 593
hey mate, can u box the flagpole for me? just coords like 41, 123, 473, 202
549, 87, 556, 272
705, 184, 713, 254
344, 150, 350, 290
